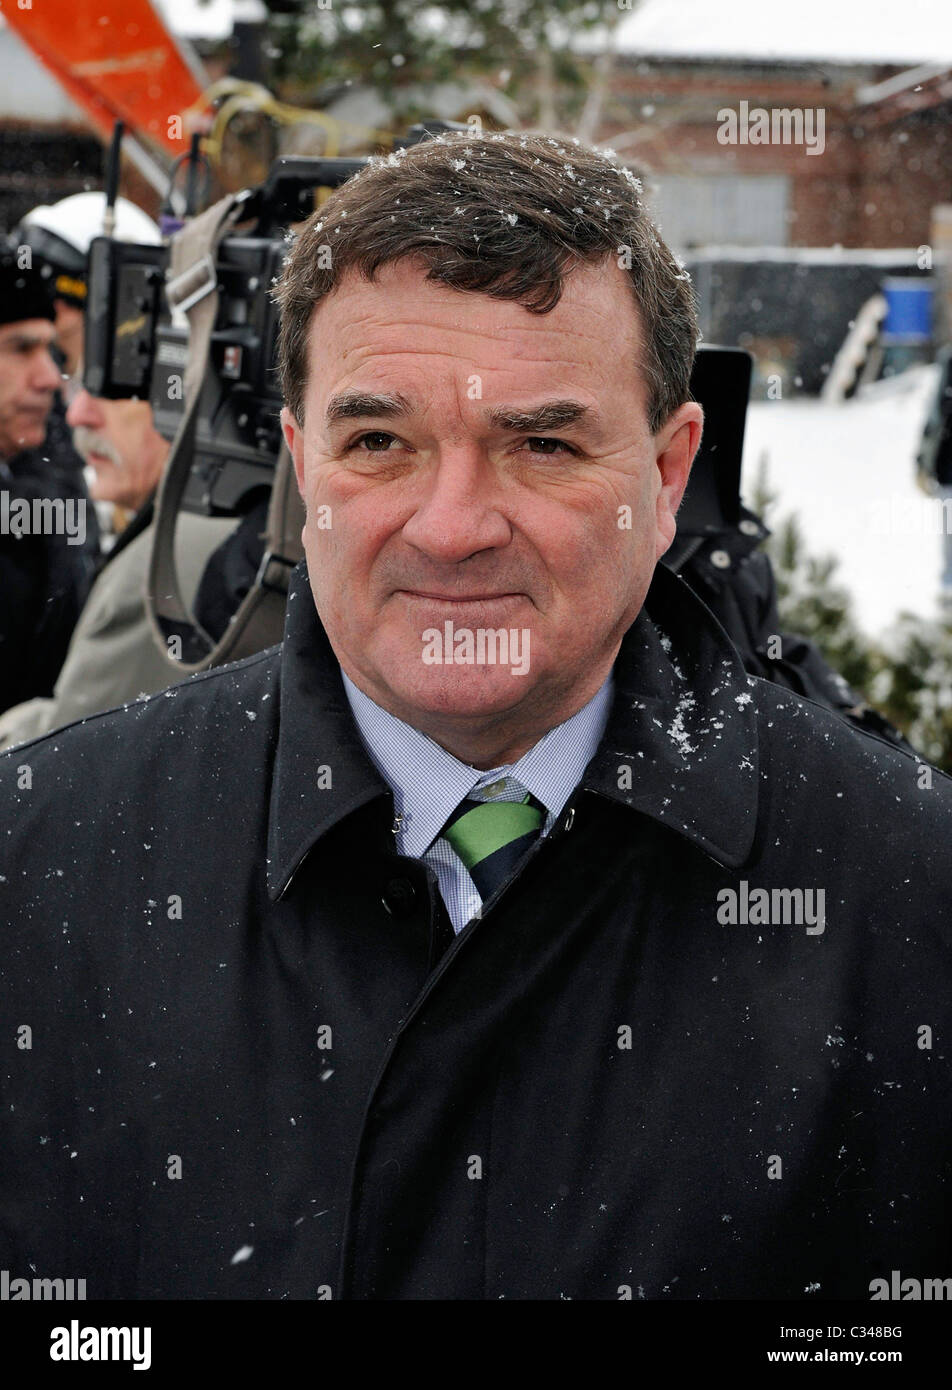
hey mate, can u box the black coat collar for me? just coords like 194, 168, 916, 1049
267, 559, 759, 900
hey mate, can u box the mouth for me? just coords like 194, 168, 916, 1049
397, 590, 522, 602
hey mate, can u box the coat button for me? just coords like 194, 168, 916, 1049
381, 878, 418, 917
739, 518, 760, 536
710, 548, 732, 569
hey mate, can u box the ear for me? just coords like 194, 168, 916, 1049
653, 401, 704, 560
281, 405, 307, 500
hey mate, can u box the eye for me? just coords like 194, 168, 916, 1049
524, 436, 580, 457
345, 432, 581, 458
350, 431, 402, 453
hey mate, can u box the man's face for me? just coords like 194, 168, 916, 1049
66, 389, 168, 511
0, 318, 61, 456
282, 256, 702, 752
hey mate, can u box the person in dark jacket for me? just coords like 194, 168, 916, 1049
7, 385, 101, 604
0, 463, 83, 713
0, 392, 233, 747
0, 249, 85, 711
1, 131, 950, 1301
9, 191, 164, 595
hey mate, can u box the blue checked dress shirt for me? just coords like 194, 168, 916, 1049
341, 668, 614, 934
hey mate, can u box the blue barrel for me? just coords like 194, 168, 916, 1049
881, 276, 933, 344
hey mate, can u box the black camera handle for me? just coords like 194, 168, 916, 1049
146, 191, 305, 673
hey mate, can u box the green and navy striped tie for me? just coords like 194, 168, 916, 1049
439, 789, 546, 903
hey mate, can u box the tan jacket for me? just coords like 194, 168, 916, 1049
0, 512, 234, 749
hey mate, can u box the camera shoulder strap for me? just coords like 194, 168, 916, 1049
147, 192, 304, 674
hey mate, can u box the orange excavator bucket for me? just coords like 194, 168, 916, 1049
4, 0, 206, 157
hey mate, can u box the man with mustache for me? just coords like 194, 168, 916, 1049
68, 388, 171, 521
0, 131, 950, 1301
0, 386, 233, 746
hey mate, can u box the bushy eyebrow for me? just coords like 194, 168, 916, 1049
325, 390, 413, 425
487, 400, 592, 432
324, 390, 596, 434
0, 331, 56, 352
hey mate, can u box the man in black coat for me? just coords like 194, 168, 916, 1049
1, 131, 950, 1301
0, 249, 85, 712
7, 385, 101, 606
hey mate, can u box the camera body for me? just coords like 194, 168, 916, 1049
149, 232, 289, 515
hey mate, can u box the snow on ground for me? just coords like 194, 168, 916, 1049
740, 365, 945, 638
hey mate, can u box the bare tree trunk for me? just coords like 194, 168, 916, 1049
575, 44, 617, 144
575, 1, 642, 143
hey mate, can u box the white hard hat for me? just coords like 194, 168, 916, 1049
17, 193, 161, 304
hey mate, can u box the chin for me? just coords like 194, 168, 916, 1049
15, 426, 45, 451
380, 660, 536, 723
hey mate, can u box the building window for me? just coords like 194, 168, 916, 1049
649, 174, 791, 250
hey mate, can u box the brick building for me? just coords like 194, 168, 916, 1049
601, 58, 951, 252
587, 0, 951, 250
586, 0, 952, 387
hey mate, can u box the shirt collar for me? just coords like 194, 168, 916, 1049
340, 667, 614, 858
266, 561, 759, 901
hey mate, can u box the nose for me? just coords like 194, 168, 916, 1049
400, 443, 512, 563
66, 387, 104, 431
32, 346, 62, 394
